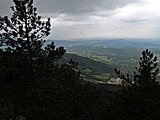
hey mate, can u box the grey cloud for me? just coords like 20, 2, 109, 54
0, 0, 13, 16
0, 0, 138, 17
34, 0, 138, 15
3, 0, 158, 40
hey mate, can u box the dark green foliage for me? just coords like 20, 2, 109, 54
0, 0, 102, 119
111, 49, 160, 120
0, 0, 50, 48
0, 0, 66, 85
133, 49, 159, 88
115, 49, 159, 88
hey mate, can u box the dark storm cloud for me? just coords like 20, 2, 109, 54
34, 0, 138, 15
1, 0, 159, 39
0, 0, 138, 16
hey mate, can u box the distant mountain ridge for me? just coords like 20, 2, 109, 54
46, 38, 160, 50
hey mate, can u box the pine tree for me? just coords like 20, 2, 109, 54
133, 49, 159, 88
0, 0, 66, 86
115, 49, 159, 88
113, 49, 160, 120
0, 1, 102, 119
0, 0, 50, 49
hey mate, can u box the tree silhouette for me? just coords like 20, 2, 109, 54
133, 49, 159, 88
0, 1, 99, 119
112, 49, 160, 120
0, 0, 66, 87
115, 49, 159, 89
0, 0, 50, 48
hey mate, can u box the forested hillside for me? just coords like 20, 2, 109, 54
60, 53, 116, 81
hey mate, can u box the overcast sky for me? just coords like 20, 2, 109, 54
0, 0, 160, 40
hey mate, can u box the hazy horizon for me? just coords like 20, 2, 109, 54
48, 37, 160, 41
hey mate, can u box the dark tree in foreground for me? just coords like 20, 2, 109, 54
0, 1, 101, 120
133, 49, 159, 88
0, 0, 66, 86
0, 0, 51, 48
111, 49, 160, 120
115, 49, 159, 88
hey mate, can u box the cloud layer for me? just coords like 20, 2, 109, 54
0, 0, 160, 39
